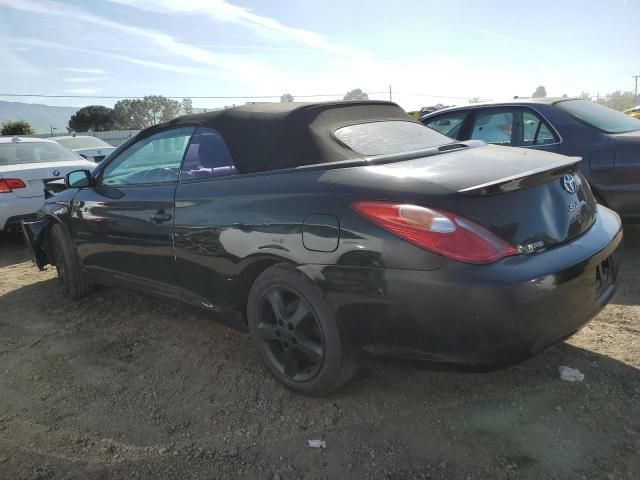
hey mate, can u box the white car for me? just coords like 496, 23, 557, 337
0, 136, 96, 232
50, 135, 116, 162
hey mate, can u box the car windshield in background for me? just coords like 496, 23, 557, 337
0, 142, 83, 165
54, 136, 113, 149
334, 121, 452, 156
555, 99, 640, 134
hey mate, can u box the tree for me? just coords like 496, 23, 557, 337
579, 92, 591, 100
468, 96, 481, 104
1, 120, 35, 136
68, 105, 116, 132
531, 86, 547, 98
343, 89, 369, 101
113, 99, 146, 129
180, 98, 193, 115
280, 93, 294, 103
143, 95, 181, 125
113, 96, 181, 129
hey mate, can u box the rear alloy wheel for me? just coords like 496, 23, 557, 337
257, 286, 324, 382
50, 223, 93, 299
248, 264, 358, 395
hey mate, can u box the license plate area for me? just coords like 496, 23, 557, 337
596, 256, 614, 295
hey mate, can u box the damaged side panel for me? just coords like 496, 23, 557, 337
21, 218, 51, 270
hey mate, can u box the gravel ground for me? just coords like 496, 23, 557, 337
0, 227, 639, 480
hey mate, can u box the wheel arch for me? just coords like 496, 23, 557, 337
234, 255, 320, 323
235, 256, 292, 322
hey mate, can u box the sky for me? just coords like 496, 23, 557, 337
0, 0, 638, 111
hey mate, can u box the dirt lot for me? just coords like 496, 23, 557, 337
0, 228, 639, 480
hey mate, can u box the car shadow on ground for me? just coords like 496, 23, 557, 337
1, 275, 638, 479
611, 224, 640, 306
0, 232, 30, 268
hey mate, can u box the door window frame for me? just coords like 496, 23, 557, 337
177, 126, 237, 184
93, 126, 196, 188
422, 110, 472, 140
466, 106, 562, 148
467, 107, 518, 146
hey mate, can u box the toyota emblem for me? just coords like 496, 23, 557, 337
562, 174, 577, 194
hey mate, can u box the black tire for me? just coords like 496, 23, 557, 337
247, 264, 358, 396
49, 223, 93, 299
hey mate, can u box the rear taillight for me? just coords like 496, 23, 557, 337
0, 178, 26, 193
352, 201, 518, 264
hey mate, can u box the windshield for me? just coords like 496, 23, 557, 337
335, 121, 452, 156
555, 99, 640, 134
53, 136, 113, 149
0, 142, 83, 165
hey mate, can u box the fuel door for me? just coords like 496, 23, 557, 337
302, 214, 340, 252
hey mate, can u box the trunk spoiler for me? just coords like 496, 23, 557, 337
459, 156, 582, 196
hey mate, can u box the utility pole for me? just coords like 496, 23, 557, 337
389, 85, 392, 102
634, 75, 640, 104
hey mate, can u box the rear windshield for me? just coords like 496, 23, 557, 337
334, 121, 452, 156
54, 136, 113, 149
555, 100, 640, 134
0, 142, 82, 165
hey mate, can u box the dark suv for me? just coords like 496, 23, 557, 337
421, 98, 640, 221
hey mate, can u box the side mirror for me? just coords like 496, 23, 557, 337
65, 170, 92, 188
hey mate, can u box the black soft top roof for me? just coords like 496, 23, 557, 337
147, 100, 413, 173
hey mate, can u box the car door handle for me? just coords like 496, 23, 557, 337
150, 213, 172, 224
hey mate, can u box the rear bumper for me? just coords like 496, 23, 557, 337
303, 205, 623, 369
0, 195, 43, 231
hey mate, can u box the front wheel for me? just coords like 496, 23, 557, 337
247, 264, 358, 396
50, 223, 94, 299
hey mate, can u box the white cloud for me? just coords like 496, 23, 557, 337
107, 0, 366, 57
0, 44, 41, 74
64, 77, 105, 83
0, 0, 293, 88
59, 67, 108, 74
458, 24, 554, 55
3, 36, 219, 76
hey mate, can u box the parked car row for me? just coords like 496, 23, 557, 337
21, 100, 623, 395
50, 135, 116, 162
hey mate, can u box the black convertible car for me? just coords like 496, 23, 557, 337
23, 101, 622, 395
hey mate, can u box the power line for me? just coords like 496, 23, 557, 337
0, 92, 390, 100
0, 91, 475, 100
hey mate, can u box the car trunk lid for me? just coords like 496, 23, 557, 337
367, 144, 597, 253
0, 160, 95, 198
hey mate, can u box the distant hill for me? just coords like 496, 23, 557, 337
0, 101, 223, 134
0, 101, 78, 134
